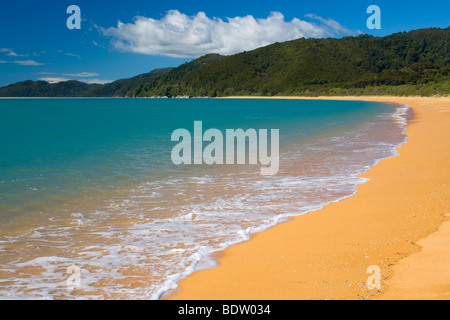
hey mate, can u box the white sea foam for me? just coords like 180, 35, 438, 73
0, 103, 410, 300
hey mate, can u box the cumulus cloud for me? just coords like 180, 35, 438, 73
102, 10, 360, 58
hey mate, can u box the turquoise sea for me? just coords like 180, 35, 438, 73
0, 98, 409, 299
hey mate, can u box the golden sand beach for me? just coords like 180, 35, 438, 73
166, 96, 450, 300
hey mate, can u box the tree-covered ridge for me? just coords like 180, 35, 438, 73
0, 27, 448, 97
0, 68, 173, 97
133, 27, 449, 97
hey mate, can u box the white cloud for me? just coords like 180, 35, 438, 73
64, 53, 82, 59
39, 76, 113, 85
12, 60, 44, 66
80, 79, 113, 84
6, 51, 18, 57
0, 48, 15, 55
102, 10, 360, 58
63, 72, 100, 77
1, 59, 44, 66
56, 50, 82, 59
38, 77, 71, 84
304, 14, 361, 36
0, 48, 29, 57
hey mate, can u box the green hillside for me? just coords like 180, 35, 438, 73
0, 27, 449, 97
131, 27, 449, 97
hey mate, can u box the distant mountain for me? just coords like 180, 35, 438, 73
0, 68, 173, 97
1, 27, 449, 97
0, 80, 95, 97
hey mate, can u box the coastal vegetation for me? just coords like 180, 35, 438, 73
0, 27, 448, 97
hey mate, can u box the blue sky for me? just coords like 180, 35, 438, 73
0, 0, 449, 87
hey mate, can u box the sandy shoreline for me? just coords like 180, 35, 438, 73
166, 96, 450, 300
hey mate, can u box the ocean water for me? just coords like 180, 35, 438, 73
0, 98, 409, 299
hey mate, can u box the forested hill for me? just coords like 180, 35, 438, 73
0, 68, 173, 98
1, 27, 449, 97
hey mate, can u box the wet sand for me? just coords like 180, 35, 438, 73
167, 96, 450, 300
